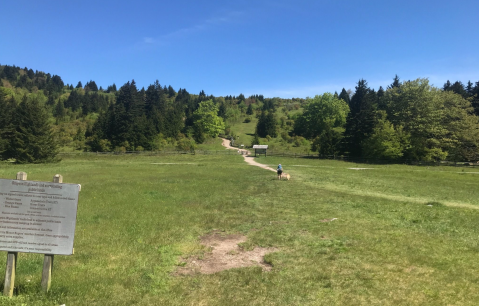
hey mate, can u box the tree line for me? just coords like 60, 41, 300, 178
291, 76, 479, 161
2, 63, 479, 163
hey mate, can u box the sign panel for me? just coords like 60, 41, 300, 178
0, 179, 80, 255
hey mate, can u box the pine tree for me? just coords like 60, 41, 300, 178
472, 81, 479, 115
218, 102, 227, 119
246, 103, 253, 115
338, 88, 350, 105
6, 95, 58, 163
443, 80, 451, 91
0, 89, 14, 158
168, 85, 176, 98
388, 75, 401, 89
54, 100, 66, 120
85, 80, 98, 91
344, 80, 378, 156
256, 111, 277, 137
76, 81, 83, 89
466, 81, 474, 97
450, 81, 467, 98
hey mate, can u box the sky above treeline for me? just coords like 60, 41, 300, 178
1, 0, 478, 98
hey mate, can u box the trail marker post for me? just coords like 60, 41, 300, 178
1, 172, 80, 296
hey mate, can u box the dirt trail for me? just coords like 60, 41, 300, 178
221, 138, 276, 172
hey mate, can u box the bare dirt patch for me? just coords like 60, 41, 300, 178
176, 232, 277, 275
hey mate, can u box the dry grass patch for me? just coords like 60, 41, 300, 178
176, 232, 277, 275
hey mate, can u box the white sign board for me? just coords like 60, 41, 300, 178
0, 179, 80, 255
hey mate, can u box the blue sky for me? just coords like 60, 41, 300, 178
1, 0, 478, 98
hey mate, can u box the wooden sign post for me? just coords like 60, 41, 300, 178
1, 172, 80, 296
41, 174, 62, 292
3, 172, 26, 297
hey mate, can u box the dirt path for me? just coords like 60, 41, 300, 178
221, 138, 276, 172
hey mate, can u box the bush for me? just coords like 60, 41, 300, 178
281, 132, 291, 142
177, 137, 196, 152
243, 117, 251, 123
293, 136, 308, 147
114, 146, 127, 153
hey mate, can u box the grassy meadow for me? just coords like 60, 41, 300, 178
1, 148, 479, 305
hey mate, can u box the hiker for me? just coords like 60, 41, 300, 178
277, 164, 283, 180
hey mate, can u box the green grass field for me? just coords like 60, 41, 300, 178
1, 148, 479, 305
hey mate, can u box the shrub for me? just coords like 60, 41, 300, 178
177, 137, 196, 152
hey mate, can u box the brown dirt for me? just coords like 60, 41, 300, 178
176, 232, 277, 275
221, 138, 276, 172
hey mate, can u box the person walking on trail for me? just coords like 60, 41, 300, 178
277, 164, 283, 180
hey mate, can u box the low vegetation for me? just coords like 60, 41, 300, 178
1, 150, 478, 305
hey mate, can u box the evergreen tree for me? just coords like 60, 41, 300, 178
84, 80, 98, 91
145, 81, 166, 133
443, 80, 451, 91
256, 111, 277, 137
106, 83, 117, 93
54, 100, 66, 120
466, 81, 474, 97
165, 102, 185, 138
46, 95, 56, 106
193, 121, 206, 144
450, 81, 467, 98
218, 102, 227, 119
0, 89, 14, 158
246, 103, 253, 115
472, 81, 479, 115
377, 86, 386, 110
339, 88, 350, 104
168, 85, 176, 98
6, 95, 58, 163
50, 75, 64, 92
237, 93, 245, 102
27, 69, 35, 79
76, 81, 83, 88
344, 80, 378, 156
377, 86, 385, 98
388, 75, 401, 89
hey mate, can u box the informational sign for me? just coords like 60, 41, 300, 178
0, 179, 80, 255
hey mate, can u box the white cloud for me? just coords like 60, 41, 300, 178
137, 11, 243, 48
143, 37, 156, 44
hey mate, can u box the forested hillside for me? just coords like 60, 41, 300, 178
292, 77, 479, 161
0, 64, 279, 158
1, 64, 479, 162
